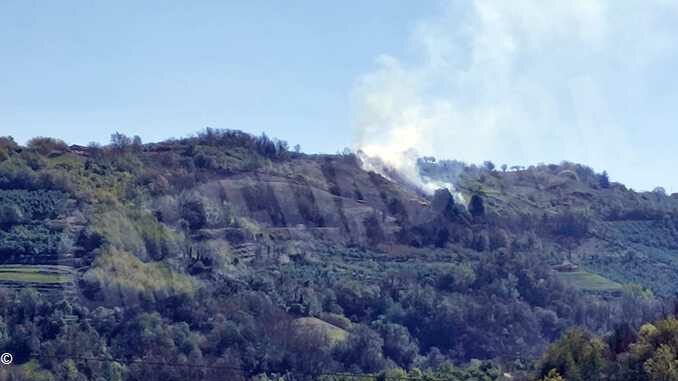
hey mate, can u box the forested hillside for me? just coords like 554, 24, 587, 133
0, 129, 677, 380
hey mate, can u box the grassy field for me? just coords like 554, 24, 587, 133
556, 271, 623, 292
0, 265, 72, 284
293, 317, 349, 344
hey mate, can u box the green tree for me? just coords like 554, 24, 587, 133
644, 344, 678, 381
0, 204, 23, 227
468, 194, 485, 217
538, 329, 609, 381
625, 319, 678, 381
599, 170, 610, 188
542, 369, 566, 381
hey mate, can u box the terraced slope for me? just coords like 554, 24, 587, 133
0, 264, 76, 297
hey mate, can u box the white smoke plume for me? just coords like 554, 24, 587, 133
353, 0, 678, 193
356, 148, 455, 198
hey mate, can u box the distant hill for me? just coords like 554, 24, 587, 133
0, 129, 675, 380
419, 158, 678, 296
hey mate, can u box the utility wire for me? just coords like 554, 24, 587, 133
14, 352, 449, 380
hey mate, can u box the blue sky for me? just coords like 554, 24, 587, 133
1, 1, 429, 151
2, 1, 678, 192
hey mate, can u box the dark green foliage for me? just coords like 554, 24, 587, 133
26, 137, 68, 156
600, 171, 610, 188
135, 213, 178, 260
0, 190, 69, 221
469, 194, 485, 217
372, 321, 419, 368
538, 329, 608, 381
0, 136, 19, 154
483, 161, 496, 171
0, 155, 77, 193
335, 325, 386, 372
432, 188, 458, 225
0, 204, 23, 227
110, 132, 133, 152
195, 128, 289, 160
608, 322, 637, 354
436, 263, 476, 292
180, 197, 207, 230
0, 157, 40, 189
535, 317, 678, 381
0, 190, 71, 258
0, 225, 64, 256
548, 210, 591, 239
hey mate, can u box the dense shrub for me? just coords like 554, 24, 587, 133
0, 225, 64, 256
538, 329, 608, 381
548, 210, 591, 239
180, 196, 207, 230
26, 137, 68, 156
194, 128, 289, 160
468, 194, 485, 217
0, 158, 39, 189
82, 248, 194, 303
0, 190, 69, 220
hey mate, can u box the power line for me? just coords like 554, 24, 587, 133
17, 352, 451, 380
32, 353, 241, 371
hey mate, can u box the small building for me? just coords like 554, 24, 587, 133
554, 260, 579, 272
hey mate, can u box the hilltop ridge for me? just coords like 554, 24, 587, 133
0, 129, 676, 380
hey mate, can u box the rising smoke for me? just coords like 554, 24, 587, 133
352, 0, 678, 193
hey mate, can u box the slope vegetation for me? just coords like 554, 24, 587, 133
0, 131, 675, 380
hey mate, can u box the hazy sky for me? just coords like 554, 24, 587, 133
2, 1, 678, 192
